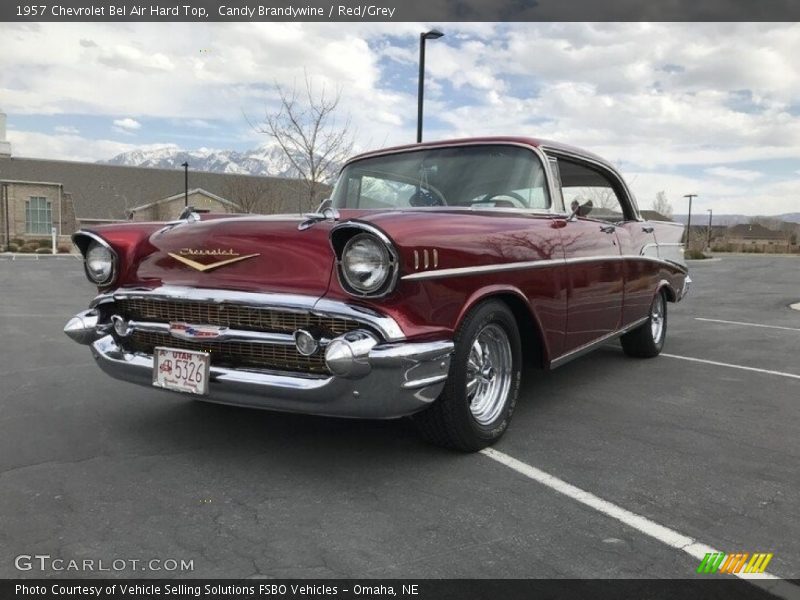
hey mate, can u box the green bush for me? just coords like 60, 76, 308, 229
5, 243, 19, 252
685, 249, 707, 260
57, 245, 72, 254
17, 245, 35, 253
37, 239, 52, 249
10, 238, 25, 246
35, 247, 52, 254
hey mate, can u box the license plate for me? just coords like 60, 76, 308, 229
152, 347, 210, 396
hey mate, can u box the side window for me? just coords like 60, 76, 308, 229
556, 158, 631, 223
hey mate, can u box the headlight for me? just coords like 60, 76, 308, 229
85, 241, 115, 284
341, 233, 392, 294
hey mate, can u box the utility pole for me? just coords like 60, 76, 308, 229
683, 194, 697, 248
181, 162, 189, 207
416, 30, 444, 143
706, 208, 713, 251
2, 183, 8, 251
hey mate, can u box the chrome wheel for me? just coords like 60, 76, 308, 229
650, 294, 665, 343
466, 323, 513, 426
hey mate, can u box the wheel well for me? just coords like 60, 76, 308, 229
659, 283, 677, 303
489, 293, 546, 369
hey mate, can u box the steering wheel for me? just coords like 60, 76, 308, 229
409, 187, 447, 207
479, 191, 528, 209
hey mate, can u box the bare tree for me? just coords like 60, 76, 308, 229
652, 191, 674, 220
222, 177, 288, 215
256, 75, 354, 213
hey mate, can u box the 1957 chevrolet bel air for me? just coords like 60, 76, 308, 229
64, 137, 689, 451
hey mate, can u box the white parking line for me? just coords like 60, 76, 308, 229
696, 318, 800, 332
661, 354, 800, 381
481, 448, 800, 599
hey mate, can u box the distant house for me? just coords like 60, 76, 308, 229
0, 111, 313, 249
721, 223, 790, 251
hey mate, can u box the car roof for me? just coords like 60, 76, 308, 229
346, 136, 617, 171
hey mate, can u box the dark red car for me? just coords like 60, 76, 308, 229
64, 137, 689, 451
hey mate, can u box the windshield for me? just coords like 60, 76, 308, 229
331, 145, 551, 211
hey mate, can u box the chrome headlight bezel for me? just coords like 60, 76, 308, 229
332, 224, 399, 298
81, 237, 117, 286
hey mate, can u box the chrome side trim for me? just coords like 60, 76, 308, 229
402, 255, 688, 281
550, 315, 649, 370
109, 286, 407, 342
403, 258, 564, 280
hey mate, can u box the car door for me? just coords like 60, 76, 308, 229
617, 218, 660, 327
549, 155, 626, 352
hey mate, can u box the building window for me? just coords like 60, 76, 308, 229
26, 196, 52, 234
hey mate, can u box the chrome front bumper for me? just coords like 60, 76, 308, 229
66, 306, 454, 418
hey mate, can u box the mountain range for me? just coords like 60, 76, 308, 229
672, 213, 800, 225
104, 144, 297, 178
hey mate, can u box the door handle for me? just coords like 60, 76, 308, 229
642, 225, 654, 233
599, 225, 616, 234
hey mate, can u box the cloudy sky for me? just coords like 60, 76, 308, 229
2, 22, 800, 215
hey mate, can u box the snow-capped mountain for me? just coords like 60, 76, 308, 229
104, 144, 298, 177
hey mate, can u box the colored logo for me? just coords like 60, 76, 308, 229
168, 248, 260, 272
697, 552, 773, 574
169, 322, 227, 341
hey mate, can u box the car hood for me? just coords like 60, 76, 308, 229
134, 215, 336, 296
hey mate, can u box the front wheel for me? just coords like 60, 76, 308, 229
412, 300, 522, 452
620, 290, 667, 358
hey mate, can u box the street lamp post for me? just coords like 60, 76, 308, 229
417, 29, 444, 144
683, 194, 697, 249
181, 162, 189, 208
706, 208, 713, 251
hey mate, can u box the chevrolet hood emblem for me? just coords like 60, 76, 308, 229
168, 248, 260, 272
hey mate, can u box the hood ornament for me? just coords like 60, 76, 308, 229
168, 248, 260, 272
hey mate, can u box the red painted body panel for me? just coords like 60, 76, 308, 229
78, 137, 688, 370
134, 216, 335, 296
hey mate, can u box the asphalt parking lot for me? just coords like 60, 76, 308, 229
0, 255, 798, 587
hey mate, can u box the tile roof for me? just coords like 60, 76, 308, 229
0, 156, 308, 219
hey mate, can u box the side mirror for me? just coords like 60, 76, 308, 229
315, 198, 332, 213
569, 199, 593, 220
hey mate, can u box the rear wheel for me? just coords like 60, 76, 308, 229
620, 290, 667, 358
413, 300, 522, 452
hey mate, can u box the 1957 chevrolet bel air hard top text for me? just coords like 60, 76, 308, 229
65, 137, 689, 451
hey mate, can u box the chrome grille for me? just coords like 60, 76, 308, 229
114, 298, 361, 375
127, 331, 328, 374
116, 298, 359, 336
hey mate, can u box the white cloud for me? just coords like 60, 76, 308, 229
54, 125, 80, 134
704, 167, 763, 182
7, 129, 175, 163
4, 22, 800, 214
112, 117, 141, 130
